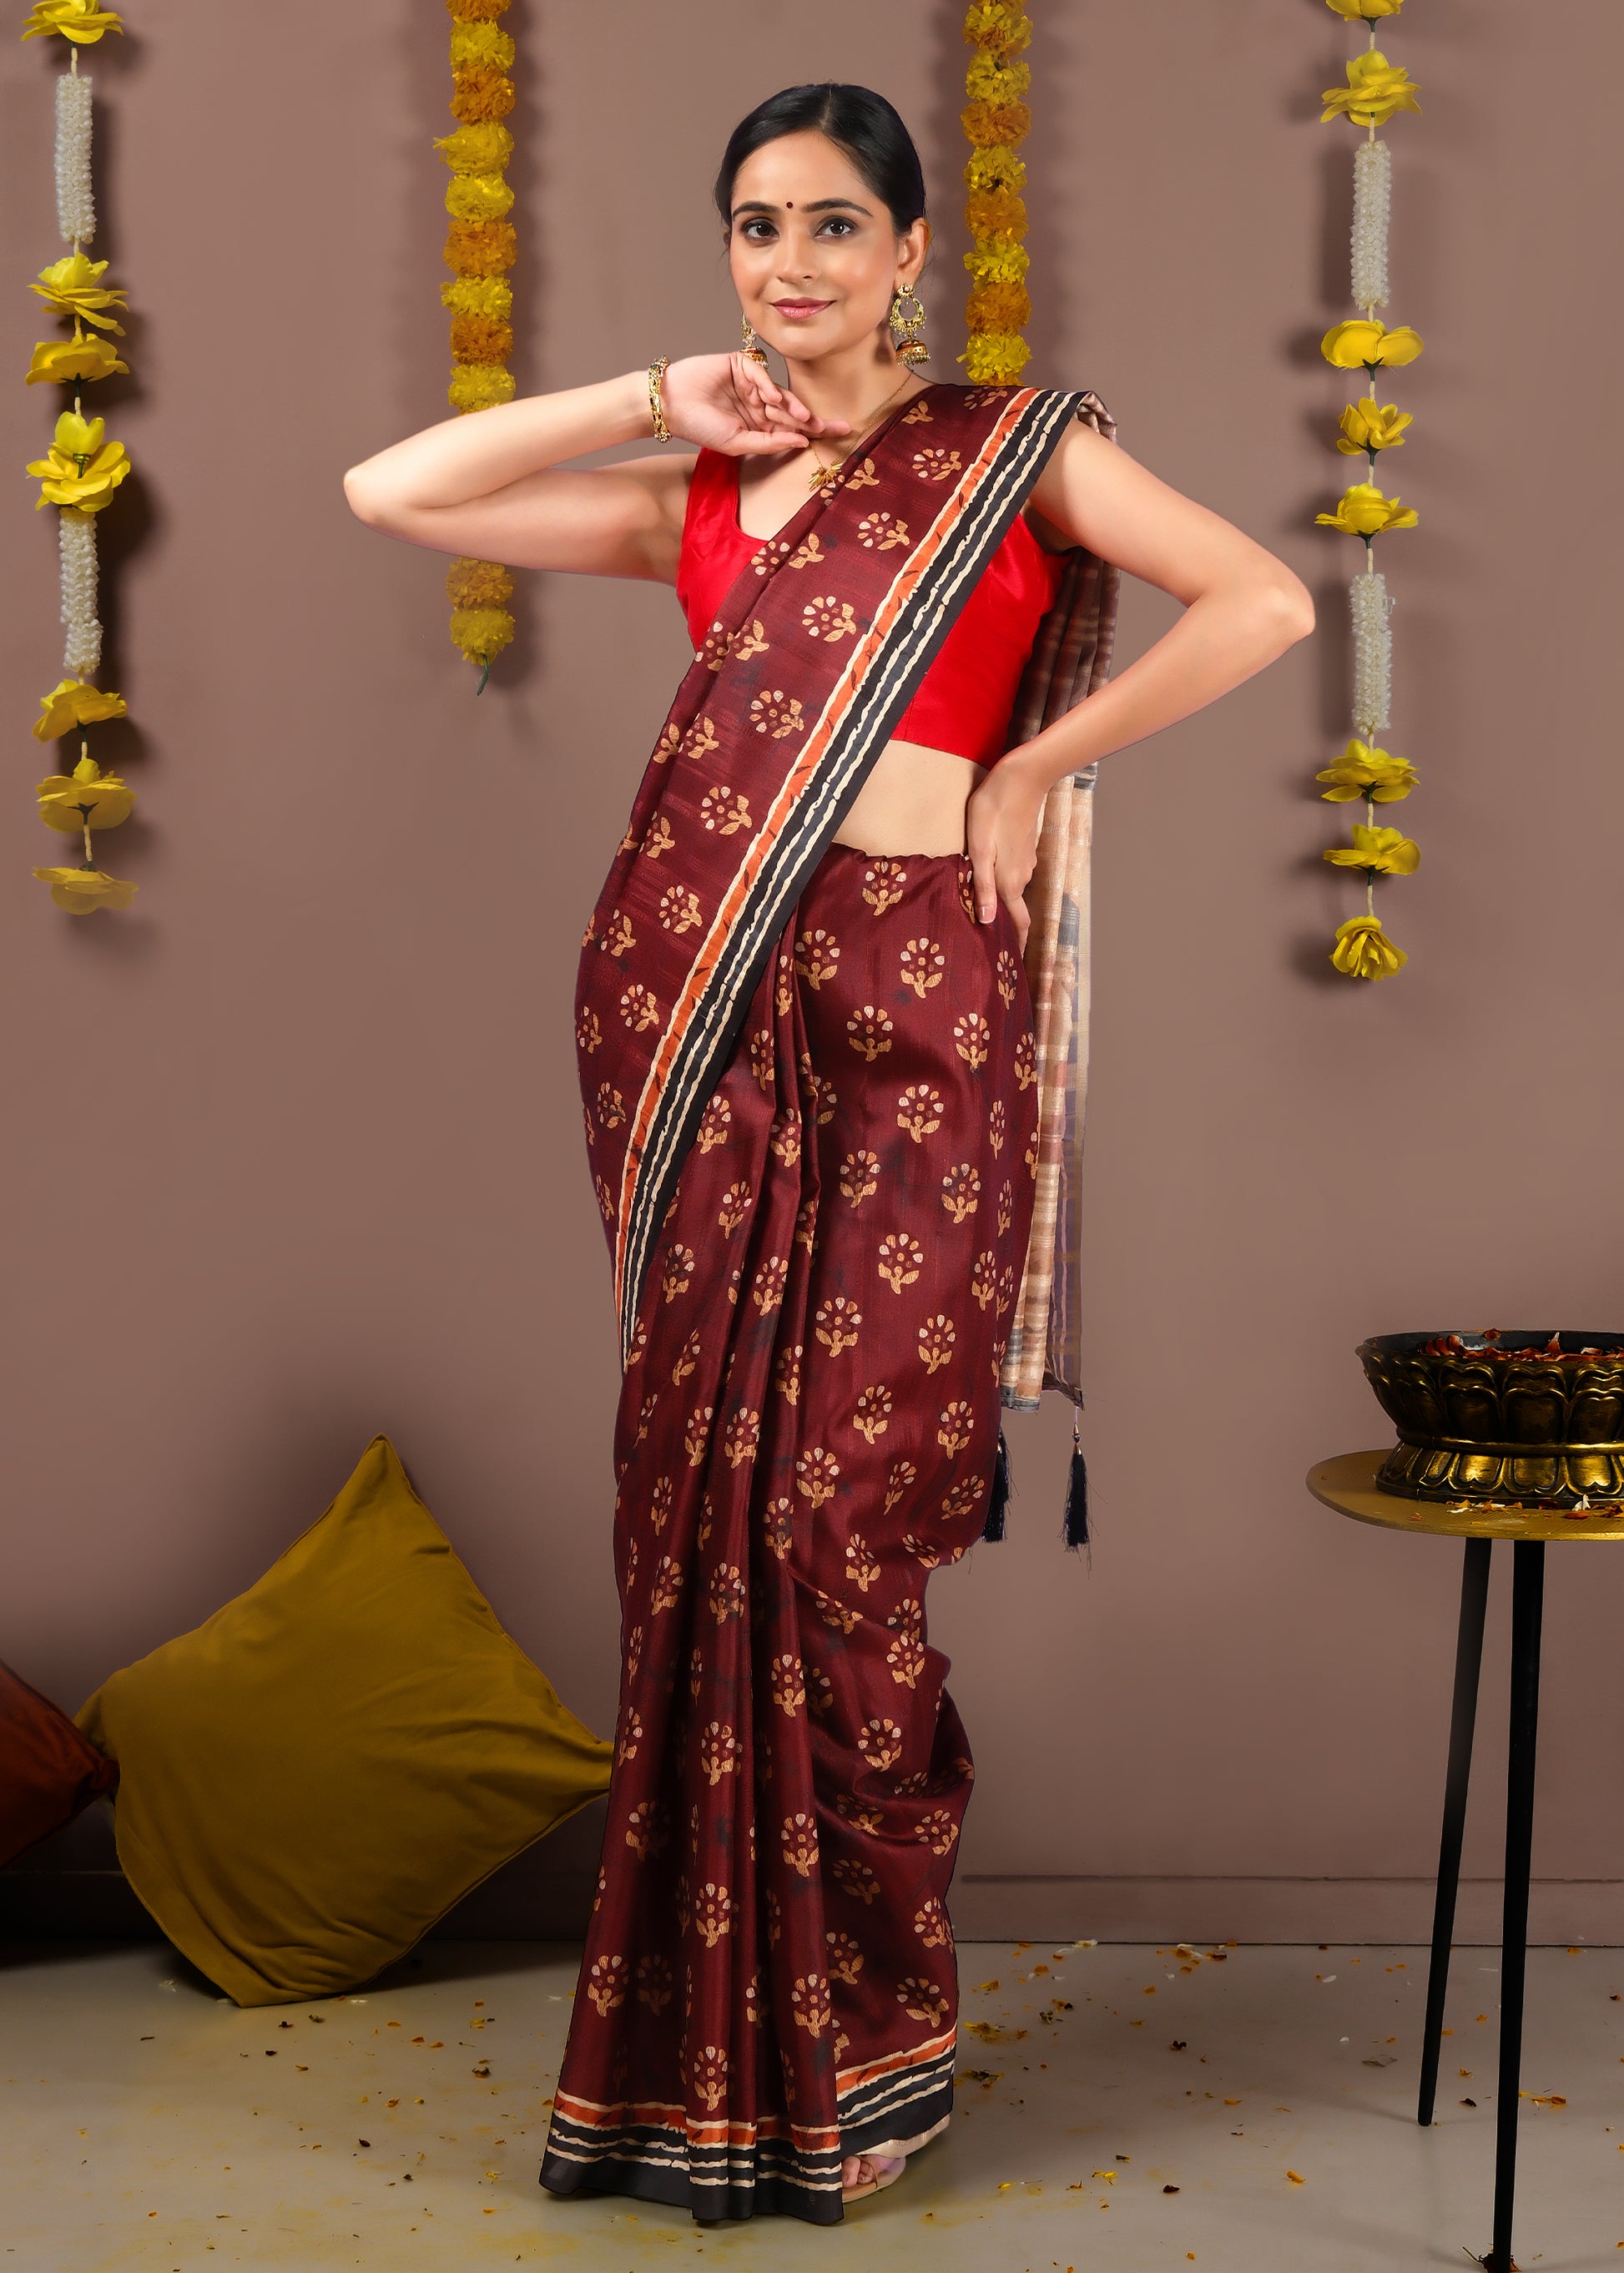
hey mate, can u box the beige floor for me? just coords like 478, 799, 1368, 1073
1, 1936, 1619, 2272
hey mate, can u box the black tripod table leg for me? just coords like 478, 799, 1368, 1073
1418, 1535, 1492, 2128
1484, 1538, 1544, 2273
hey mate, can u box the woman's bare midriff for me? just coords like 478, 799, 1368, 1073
833, 738, 986, 857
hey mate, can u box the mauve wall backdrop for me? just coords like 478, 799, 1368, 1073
3, 1, 1620, 1943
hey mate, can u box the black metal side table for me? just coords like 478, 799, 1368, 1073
1307, 1449, 1623, 2273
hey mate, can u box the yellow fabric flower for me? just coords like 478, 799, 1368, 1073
432, 122, 513, 174
1325, 0, 1405, 16
26, 411, 131, 512
965, 189, 1027, 241
1337, 396, 1412, 454
32, 676, 128, 742
21, 0, 124, 40
1321, 51, 1422, 129
29, 250, 129, 334
26, 334, 129, 386
443, 219, 517, 277
966, 280, 1031, 333
1314, 481, 1418, 536
962, 98, 1031, 149
36, 752, 134, 833
1323, 823, 1420, 875
1330, 914, 1406, 980
33, 864, 138, 915
1315, 738, 1418, 803
1321, 318, 1423, 370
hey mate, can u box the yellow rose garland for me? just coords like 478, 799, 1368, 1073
21, 1, 139, 914
1314, 0, 1424, 979
435, 0, 517, 693
960, 3, 1033, 386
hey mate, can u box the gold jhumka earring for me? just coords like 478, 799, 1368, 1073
889, 281, 930, 365
739, 314, 769, 365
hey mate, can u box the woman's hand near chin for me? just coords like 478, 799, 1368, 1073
660, 353, 851, 456
965, 756, 1047, 955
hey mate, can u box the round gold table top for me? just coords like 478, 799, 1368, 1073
1308, 1449, 1624, 1542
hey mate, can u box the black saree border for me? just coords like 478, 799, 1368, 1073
613, 384, 1087, 1363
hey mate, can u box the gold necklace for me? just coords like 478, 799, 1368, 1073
804, 370, 920, 491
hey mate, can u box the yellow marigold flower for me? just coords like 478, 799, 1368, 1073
446, 0, 509, 18
1323, 823, 1419, 876
21, 0, 123, 40
449, 311, 513, 364
964, 239, 1030, 286
443, 219, 517, 277
964, 2, 1031, 56
37, 752, 134, 833
1321, 50, 1422, 129
1321, 318, 1423, 370
966, 189, 1027, 244
29, 250, 129, 335
964, 144, 1026, 196
1330, 914, 1406, 980
445, 169, 513, 224
432, 122, 513, 174
966, 280, 1031, 333
1315, 738, 1418, 803
962, 98, 1031, 149
966, 49, 1030, 106
26, 334, 129, 386
440, 275, 512, 320
33, 863, 138, 915
961, 330, 1031, 385
1337, 396, 1412, 454
448, 362, 516, 413
450, 605, 514, 663
451, 63, 515, 124
446, 556, 513, 609
449, 18, 514, 68
32, 675, 128, 742
1314, 481, 1418, 536
26, 410, 131, 512
1326, 0, 1404, 13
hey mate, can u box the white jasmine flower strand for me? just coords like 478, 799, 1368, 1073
1350, 135, 1389, 314
55, 70, 95, 246
1349, 567, 1392, 741
59, 508, 103, 679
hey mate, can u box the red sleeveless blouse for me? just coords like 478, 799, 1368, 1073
676, 446, 1066, 768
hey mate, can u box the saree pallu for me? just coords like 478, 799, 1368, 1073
540, 844, 1038, 2221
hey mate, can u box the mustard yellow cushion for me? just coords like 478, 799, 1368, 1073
75, 1434, 612, 2007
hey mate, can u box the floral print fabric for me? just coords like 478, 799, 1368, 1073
540, 844, 1039, 2224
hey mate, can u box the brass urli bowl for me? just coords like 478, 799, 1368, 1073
1358, 1329, 1624, 1509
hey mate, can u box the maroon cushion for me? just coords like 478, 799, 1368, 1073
0, 1658, 119, 1868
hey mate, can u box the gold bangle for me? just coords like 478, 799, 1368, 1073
647, 355, 672, 444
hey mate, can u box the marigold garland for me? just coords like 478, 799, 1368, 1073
1313, 0, 1424, 980
436, 0, 517, 691
21, 0, 139, 915
960, 3, 1032, 386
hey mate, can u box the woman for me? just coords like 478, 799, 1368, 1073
345, 83, 1312, 2226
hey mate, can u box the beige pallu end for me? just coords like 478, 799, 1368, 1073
996, 389, 1122, 1431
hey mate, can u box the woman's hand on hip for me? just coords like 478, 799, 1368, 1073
660, 354, 850, 457
965, 760, 1046, 954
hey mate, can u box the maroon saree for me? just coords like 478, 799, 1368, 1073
541, 382, 1095, 2223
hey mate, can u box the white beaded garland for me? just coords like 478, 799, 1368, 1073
59, 507, 103, 678
1350, 138, 1389, 314
55, 70, 94, 246
1349, 567, 1392, 742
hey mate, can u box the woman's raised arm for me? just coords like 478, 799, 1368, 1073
341, 355, 841, 585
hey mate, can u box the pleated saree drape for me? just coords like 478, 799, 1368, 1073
541, 381, 1120, 2225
